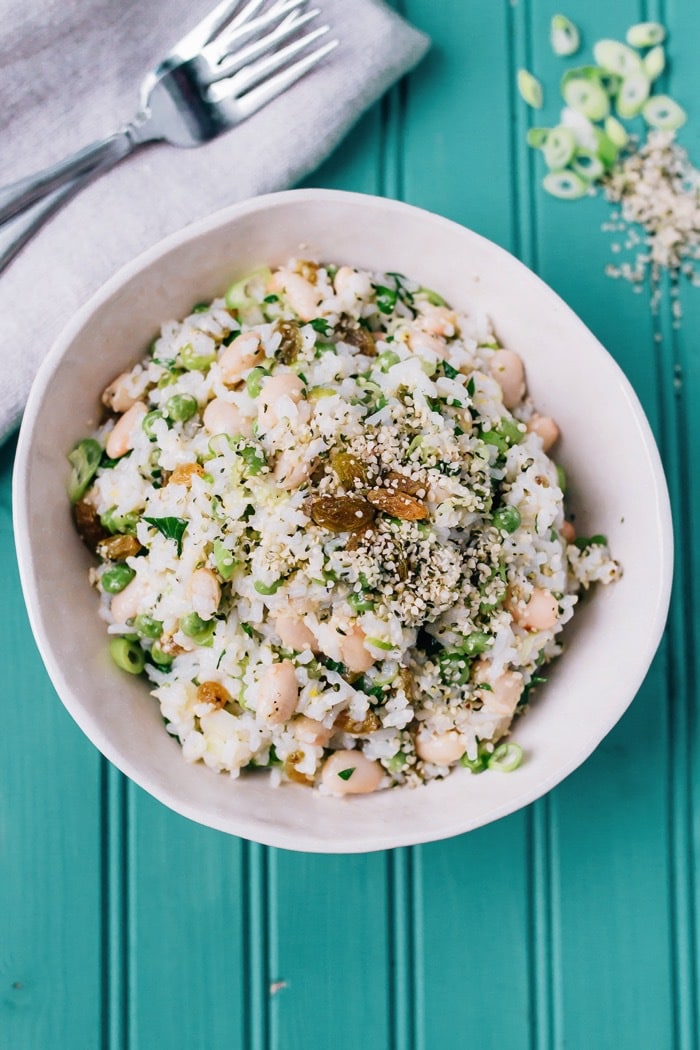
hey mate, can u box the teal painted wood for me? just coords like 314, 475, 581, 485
3, 0, 700, 1048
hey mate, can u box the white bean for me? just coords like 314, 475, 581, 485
218, 332, 265, 384
473, 661, 525, 717
527, 413, 560, 452
415, 730, 466, 765
293, 715, 332, 747
105, 401, 147, 459
274, 450, 315, 490
270, 268, 324, 321
338, 624, 375, 673
102, 371, 139, 413
560, 520, 576, 544
489, 349, 526, 409
273, 613, 318, 652
256, 661, 299, 724
258, 373, 304, 431
511, 588, 559, 631
407, 329, 448, 358
190, 567, 221, 621
202, 397, 253, 437
417, 302, 458, 337
110, 574, 149, 624
320, 750, 384, 795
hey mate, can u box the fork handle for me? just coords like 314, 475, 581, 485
0, 128, 136, 227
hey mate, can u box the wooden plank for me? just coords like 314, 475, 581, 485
0, 437, 103, 1050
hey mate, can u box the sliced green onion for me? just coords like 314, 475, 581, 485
517, 69, 544, 109
460, 751, 488, 774
225, 267, 272, 311
626, 21, 666, 48
550, 14, 580, 56
239, 445, 266, 475
366, 636, 394, 651
348, 591, 375, 613
110, 637, 145, 675
562, 76, 609, 121
493, 505, 522, 534
459, 631, 492, 657
308, 386, 337, 401
543, 170, 590, 200
179, 343, 216, 371
616, 71, 651, 118
377, 350, 401, 372
643, 45, 665, 81
488, 742, 523, 772
67, 438, 102, 503
101, 507, 139, 535
526, 127, 550, 149
593, 39, 643, 76
642, 95, 687, 130
572, 150, 605, 180
418, 287, 447, 306
254, 579, 283, 595
101, 564, 136, 594
543, 125, 576, 169
245, 366, 268, 398
142, 410, 165, 440
603, 116, 628, 149
593, 131, 620, 169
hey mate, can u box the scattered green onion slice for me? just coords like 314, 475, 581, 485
179, 343, 216, 371
67, 438, 102, 503
517, 69, 544, 109
142, 410, 165, 440
366, 636, 394, 651
488, 742, 524, 772
460, 751, 488, 774
626, 21, 666, 49
225, 267, 272, 311
542, 170, 590, 200
593, 130, 620, 169
642, 95, 687, 130
110, 637, 145, 675
593, 39, 643, 76
459, 631, 492, 657
245, 366, 268, 398
616, 71, 651, 118
603, 116, 628, 149
543, 126, 576, 169
213, 538, 237, 581
526, 127, 550, 149
254, 579, 283, 595
550, 14, 580, 56
348, 591, 375, 613
377, 350, 401, 372
572, 149, 605, 180
562, 76, 609, 121
493, 505, 522, 534
643, 45, 665, 81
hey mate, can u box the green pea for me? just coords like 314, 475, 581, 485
460, 631, 492, 656
213, 539, 237, 581
245, 366, 268, 398
67, 438, 102, 503
133, 614, 163, 639
110, 637, 146, 675
438, 650, 471, 685
493, 505, 522, 534
142, 410, 166, 440
254, 579, 283, 596
348, 591, 375, 613
377, 350, 401, 372
180, 612, 216, 646
101, 507, 139, 535
150, 642, 173, 668
179, 343, 216, 371
101, 564, 136, 594
165, 393, 198, 423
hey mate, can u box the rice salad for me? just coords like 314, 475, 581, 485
68, 260, 620, 796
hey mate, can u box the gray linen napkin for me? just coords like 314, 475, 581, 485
0, 0, 428, 443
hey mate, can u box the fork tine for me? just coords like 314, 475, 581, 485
209, 25, 332, 102
211, 37, 338, 118
204, 8, 321, 84
203, 0, 309, 64
167, 0, 261, 60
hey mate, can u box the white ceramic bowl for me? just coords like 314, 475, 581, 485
13, 189, 673, 852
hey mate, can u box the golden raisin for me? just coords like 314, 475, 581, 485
366, 489, 429, 521
382, 470, 424, 496
283, 750, 314, 786
73, 497, 109, 552
276, 320, 303, 364
196, 681, 232, 709
308, 495, 376, 532
295, 259, 319, 283
334, 709, 381, 735
168, 462, 204, 486
331, 450, 368, 489
336, 322, 376, 356
96, 534, 142, 560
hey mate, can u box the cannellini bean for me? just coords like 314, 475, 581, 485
256, 661, 299, 724
417, 302, 458, 337
274, 613, 318, 652
338, 624, 375, 673
489, 349, 526, 409
110, 574, 149, 624
407, 329, 449, 358
218, 332, 265, 384
511, 587, 559, 631
202, 397, 253, 437
102, 371, 139, 413
105, 401, 147, 459
416, 729, 466, 765
560, 520, 576, 544
473, 661, 525, 717
527, 413, 560, 451
293, 715, 333, 747
270, 268, 324, 321
333, 266, 358, 297
258, 373, 304, 431
190, 567, 221, 620
274, 450, 315, 490
320, 750, 384, 795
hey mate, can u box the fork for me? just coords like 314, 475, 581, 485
0, 0, 337, 273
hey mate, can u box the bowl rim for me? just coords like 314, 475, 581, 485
12, 187, 674, 852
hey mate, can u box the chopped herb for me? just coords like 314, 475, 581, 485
338, 767, 355, 781
442, 361, 459, 380
143, 516, 188, 556
309, 318, 331, 335
240, 623, 254, 637
466, 377, 476, 397
374, 284, 399, 314
263, 293, 280, 303
574, 534, 608, 549
324, 658, 346, 675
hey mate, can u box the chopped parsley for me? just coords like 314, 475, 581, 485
338, 767, 355, 781
143, 516, 187, 556
309, 318, 332, 335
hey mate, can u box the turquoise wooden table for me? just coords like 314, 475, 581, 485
2, 1, 698, 1047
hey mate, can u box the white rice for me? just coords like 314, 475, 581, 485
71, 260, 621, 795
